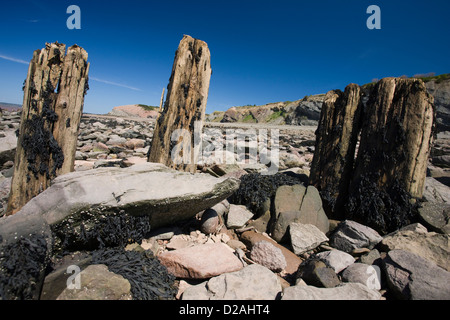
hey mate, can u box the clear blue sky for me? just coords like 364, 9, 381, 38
0, 0, 449, 115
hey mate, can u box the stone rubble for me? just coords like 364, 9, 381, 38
0, 109, 449, 301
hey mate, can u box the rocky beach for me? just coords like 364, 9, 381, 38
1, 92, 449, 300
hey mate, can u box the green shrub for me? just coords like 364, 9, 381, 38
138, 104, 158, 111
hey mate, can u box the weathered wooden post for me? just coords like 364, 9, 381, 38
309, 83, 363, 218
346, 78, 434, 233
6, 42, 89, 215
310, 77, 435, 233
148, 35, 212, 173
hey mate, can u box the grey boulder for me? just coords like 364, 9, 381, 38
282, 283, 381, 300
418, 202, 450, 234
315, 250, 355, 273
341, 263, 381, 290
383, 249, 450, 300
289, 223, 329, 255
329, 220, 383, 253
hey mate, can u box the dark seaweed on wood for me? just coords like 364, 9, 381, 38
345, 173, 419, 234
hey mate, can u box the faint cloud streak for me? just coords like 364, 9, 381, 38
0, 54, 142, 92
0, 54, 29, 65
90, 77, 142, 91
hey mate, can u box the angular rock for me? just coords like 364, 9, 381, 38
423, 177, 450, 204
289, 223, 329, 255
425, 78, 450, 132
432, 155, 450, 168
398, 222, 428, 233
165, 236, 193, 251
272, 210, 300, 243
226, 239, 247, 251
106, 135, 127, 147
272, 185, 329, 242
250, 241, 287, 272
92, 142, 110, 152
240, 230, 301, 276
341, 263, 381, 290
297, 186, 330, 234
226, 204, 254, 229
329, 220, 383, 253
75, 151, 88, 161
360, 249, 381, 266
247, 198, 271, 233
125, 138, 145, 150
379, 229, 449, 271
315, 250, 355, 273
274, 184, 306, 219
383, 249, 450, 300
57, 264, 132, 300
40, 252, 92, 300
418, 202, 450, 234
182, 264, 281, 300
158, 243, 243, 279
296, 258, 341, 288
282, 283, 381, 300
147, 226, 182, 241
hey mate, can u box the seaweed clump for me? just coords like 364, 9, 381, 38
51, 209, 152, 254
0, 234, 50, 300
21, 80, 64, 180
91, 248, 177, 300
345, 173, 419, 235
230, 172, 305, 214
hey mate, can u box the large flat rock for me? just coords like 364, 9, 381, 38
14, 162, 240, 229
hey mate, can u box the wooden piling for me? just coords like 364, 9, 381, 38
6, 42, 89, 215
148, 35, 212, 173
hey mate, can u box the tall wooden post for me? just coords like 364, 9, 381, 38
6, 42, 89, 215
148, 35, 212, 173
350, 78, 434, 200
345, 78, 434, 233
310, 77, 434, 233
309, 84, 362, 218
